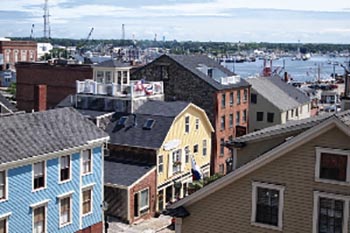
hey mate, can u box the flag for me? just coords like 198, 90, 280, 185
191, 156, 202, 181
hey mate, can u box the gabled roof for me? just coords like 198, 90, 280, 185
0, 93, 17, 113
247, 76, 311, 111
104, 160, 155, 187
94, 59, 131, 68
135, 100, 189, 117
0, 107, 109, 166
164, 54, 250, 91
170, 110, 350, 209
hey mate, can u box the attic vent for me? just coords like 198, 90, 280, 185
143, 119, 155, 130
117, 116, 128, 126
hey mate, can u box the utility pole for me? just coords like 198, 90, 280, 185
43, 0, 51, 39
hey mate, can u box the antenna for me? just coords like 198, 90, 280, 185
43, 0, 51, 39
121, 24, 125, 40
30, 24, 35, 39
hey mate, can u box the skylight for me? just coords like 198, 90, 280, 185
143, 119, 155, 130
117, 116, 128, 126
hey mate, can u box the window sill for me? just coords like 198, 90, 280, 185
58, 179, 72, 185
315, 178, 350, 186
0, 198, 8, 203
32, 187, 47, 193
59, 221, 73, 228
251, 222, 282, 231
82, 171, 93, 177
82, 211, 93, 217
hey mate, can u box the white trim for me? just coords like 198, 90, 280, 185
30, 199, 50, 208
56, 191, 75, 199
32, 202, 48, 233
171, 117, 350, 209
312, 191, 350, 233
32, 161, 47, 192
58, 155, 72, 184
0, 212, 10, 233
0, 212, 11, 220
82, 183, 96, 190
251, 182, 285, 231
58, 195, 73, 228
82, 186, 94, 217
81, 149, 93, 176
158, 154, 164, 174
0, 170, 8, 203
315, 147, 350, 185
104, 183, 128, 189
136, 187, 150, 217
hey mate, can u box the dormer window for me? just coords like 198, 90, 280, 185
117, 116, 128, 126
143, 119, 155, 130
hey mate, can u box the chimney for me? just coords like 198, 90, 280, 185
34, 84, 47, 111
284, 72, 289, 82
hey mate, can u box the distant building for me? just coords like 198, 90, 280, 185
0, 92, 18, 116
170, 110, 350, 233
0, 107, 109, 233
246, 75, 311, 132
37, 43, 53, 59
131, 54, 250, 175
0, 40, 37, 70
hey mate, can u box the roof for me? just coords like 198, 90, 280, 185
170, 110, 350, 209
165, 54, 250, 91
135, 100, 189, 117
232, 113, 332, 143
247, 76, 311, 111
104, 160, 155, 187
105, 113, 174, 149
0, 107, 108, 165
0, 93, 17, 112
95, 59, 131, 68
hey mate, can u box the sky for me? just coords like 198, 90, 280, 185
1, 0, 350, 43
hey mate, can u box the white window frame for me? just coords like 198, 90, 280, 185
82, 185, 94, 217
0, 170, 8, 202
138, 188, 150, 216
57, 192, 74, 228
195, 118, 199, 131
185, 146, 190, 163
32, 203, 48, 233
312, 191, 350, 233
59, 155, 71, 184
81, 149, 93, 176
251, 182, 285, 231
32, 161, 47, 192
158, 155, 163, 173
315, 147, 350, 186
202, 139, 207, 156
0, 212, 11, 233
185, 116, 190, 134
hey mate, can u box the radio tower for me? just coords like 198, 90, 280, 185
43, 0, 51, 39
121, 24, 125, 40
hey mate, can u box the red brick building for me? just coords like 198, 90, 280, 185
16, 62, 92, 112
131, 54, 250, 174
0, 40, 37, 70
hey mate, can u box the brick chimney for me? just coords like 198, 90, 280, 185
34, 84, 47, 111
284, 72, 289, 82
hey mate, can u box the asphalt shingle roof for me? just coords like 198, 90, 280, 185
247, 76, 311, 111
95, 59, 131, 68
0, 93, 17, 112
104, 160, 155, 187
166, 54, 250, 91
0, 107, 108, 165
135, 100, 189, 117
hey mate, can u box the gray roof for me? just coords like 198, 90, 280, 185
95, 59, 131, 68
165, 54, 250, 91
135, 100, 189, 117
105, 113, 174, 149
247, 76, 311, 111
0, 107, 108, 165
0, 93, 17, 112
104, 160, 155, 187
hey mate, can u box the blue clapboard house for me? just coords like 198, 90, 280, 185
0, 107, 109, 233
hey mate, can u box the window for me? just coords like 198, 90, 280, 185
0, 217, 7, 233
185, 146, 190, 163
185, 116, 190, 133
219, 164, 224, 175
158, 155, 163, 173
236, 111, 240, 125
220, 116, 225, 130
220, 138, 225, 156
160, 66, 169, 80
250, 93, 258, 104
257, 112, 264, 122
96, 71, 104, 83
195, 118, 199, 131
316, 148, 350, 183
221, 93, 226, 108
33, 162, 45, 190
105, 71, 112, 84
267, 113, 274, 123
202, 140, 207, 156
172, 149, 182, 174
296, 108, 299, 117
291, 109, 294, 118
60, 155, 70, 182
60, 196, 71, 226
0, 171, 6, 200
230, 92, 234, 106
243, 110, 247, 123
193, 144, 198, 154
82, 189, 92, 215
229, 114, 233, 128
82, 150, 92, 175
286, 111, 289, 121
33, 206, 46, 233
117, 116, 128, 126
313, 191, 349, 233
237, 91, 241, 105
135, 188, 150, 217
143, 119, 155, 130
243, 89, 248, 102
252, 182, 285, 230
21, 50, 27, 61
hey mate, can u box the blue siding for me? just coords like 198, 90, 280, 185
0, 146, 103, 233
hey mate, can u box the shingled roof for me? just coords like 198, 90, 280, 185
135, 100, 189, 117
0, 92, 17, 113
247, 76, 311, 111
0, 107, 108, 165
95, 59, 131, 68
165, 54, 250, 91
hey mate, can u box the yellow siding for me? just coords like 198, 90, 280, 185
157, 105, 213, 185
